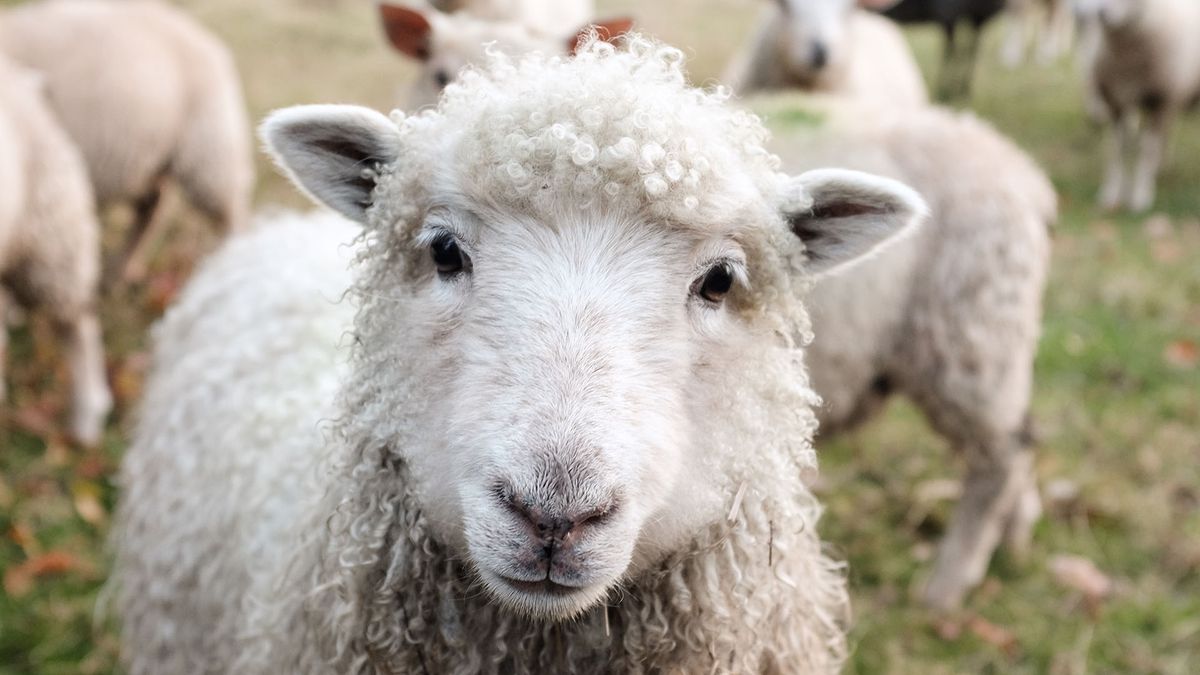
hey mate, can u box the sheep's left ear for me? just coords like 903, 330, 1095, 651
567, 17, 634, 54
260, 105, 402, 223
780, 169, 927, 276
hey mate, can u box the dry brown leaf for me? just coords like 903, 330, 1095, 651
111, 351, 151, 408
967, 615, 1020, 657
1049, 554, 1113, 601
3, 551, 79, 598
1164, 340, 1198, 369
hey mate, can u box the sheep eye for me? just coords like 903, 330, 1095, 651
430, 233, 469, 277
434, 70, 451, 88
696, 262, 734, 304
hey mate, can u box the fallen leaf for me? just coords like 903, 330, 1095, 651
967, 615, 1020, 657
1049, 554, 1113, 601
915, 479, 961, 504
1164, 340, 1198, 369
2, 551, 79, 598
72, 481, 107, 526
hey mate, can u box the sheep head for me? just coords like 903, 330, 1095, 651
379, 2, 632, 109
262, 36, 924, 621
771, 0, 860, 82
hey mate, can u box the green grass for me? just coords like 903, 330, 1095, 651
2, 1, 1198, 672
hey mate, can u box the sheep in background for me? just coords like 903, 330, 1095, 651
725, 0, 929, 108
1001, 0, 1074, 67
426, 0, 594, 37
868, 0, 1008, 99
114, 36, 929, 673
0, 0, 254, 282
756, 93, 1054, 610
0, 57, 111, 446
379, 2, 631, 109
1075, 0, 1200, 211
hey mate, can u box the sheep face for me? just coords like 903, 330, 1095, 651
262, 40, 925, 621
774, 0, 856, 81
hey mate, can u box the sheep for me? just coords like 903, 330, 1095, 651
867, 0, 1008, 99
725, 0, 929, 108
755, 93, 1054, 610
0, 0, 254, 282
1001, 0, 1074, 67
379, 2, 632, 109
0, 57, 111, 446
426, 0, 594, 38
113, 36, 930, 674
1074, 0, 1200, 212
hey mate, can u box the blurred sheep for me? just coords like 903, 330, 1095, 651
0, 0, 255, 282
379, 2, 631, 109
1001, 0, 1074, 67
426, 0, 594, 37
725, 0, 929, 108
761, 94, 1054, 609
0, 57, 111, 446
1074, 0, 1200, 211
867, 0, 1007, 99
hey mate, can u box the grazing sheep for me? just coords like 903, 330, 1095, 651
379, 2, 632, 109
868, 0, 1008, 99
757, 93, 1054, 609
1001, 0, 1074, 67
114, 36, 929, 674
0, 0, 254, 281
427, 0, 594, 37
726, 0, 929, 108
0, 57, 111, 445
1075, 0, 1200, 211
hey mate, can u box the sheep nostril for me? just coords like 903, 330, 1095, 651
810, 42, 828, 70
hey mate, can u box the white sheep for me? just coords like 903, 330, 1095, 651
757, 93, 1055, 610
379, 1, 632, 109
426, 0, 594, 38
0, 0, 254, 281
113, 36, 929, 674
725, 0, 929, 108
0, 57, 111, 446
1074, 0, 1200, 211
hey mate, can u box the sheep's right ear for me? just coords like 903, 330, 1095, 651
780, 168, 927, 277
261, 105, 401, 223
380, 3, 434, 60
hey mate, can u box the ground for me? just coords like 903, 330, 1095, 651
0, 1, 1197, 673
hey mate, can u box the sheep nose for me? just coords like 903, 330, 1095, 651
810, 42, 829, 69
502, 491, 617, 547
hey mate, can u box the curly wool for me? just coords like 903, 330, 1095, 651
117, 37, 849, 675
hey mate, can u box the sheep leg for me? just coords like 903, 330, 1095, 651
0, 292, 8, 403
1037, 0, 1072, 63
118, 181, 167, 284
936, 22, 960, 101
1099, 109, 1135, 210
1128, 105, 1172, 212
1001, 1, 1030, 68
923, 446, 1035, 611
56, 311, 112, 447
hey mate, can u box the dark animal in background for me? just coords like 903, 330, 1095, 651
866, 0, 1007, 99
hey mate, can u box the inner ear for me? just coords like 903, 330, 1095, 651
380, 3, 434, 60
567, 17, 634, 54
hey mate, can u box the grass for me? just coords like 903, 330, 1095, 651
1, 1, 1198, 672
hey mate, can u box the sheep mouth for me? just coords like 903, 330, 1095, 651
495, 575, 588, 597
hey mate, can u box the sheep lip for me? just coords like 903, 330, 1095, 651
495, 575, 587, 597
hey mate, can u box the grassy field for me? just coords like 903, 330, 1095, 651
1, 0, 1197, 672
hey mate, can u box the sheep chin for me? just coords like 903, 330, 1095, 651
475, 568, 614, 621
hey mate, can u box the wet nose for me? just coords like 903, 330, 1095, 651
810, 42, 829, 69
501, 490, 616, 550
